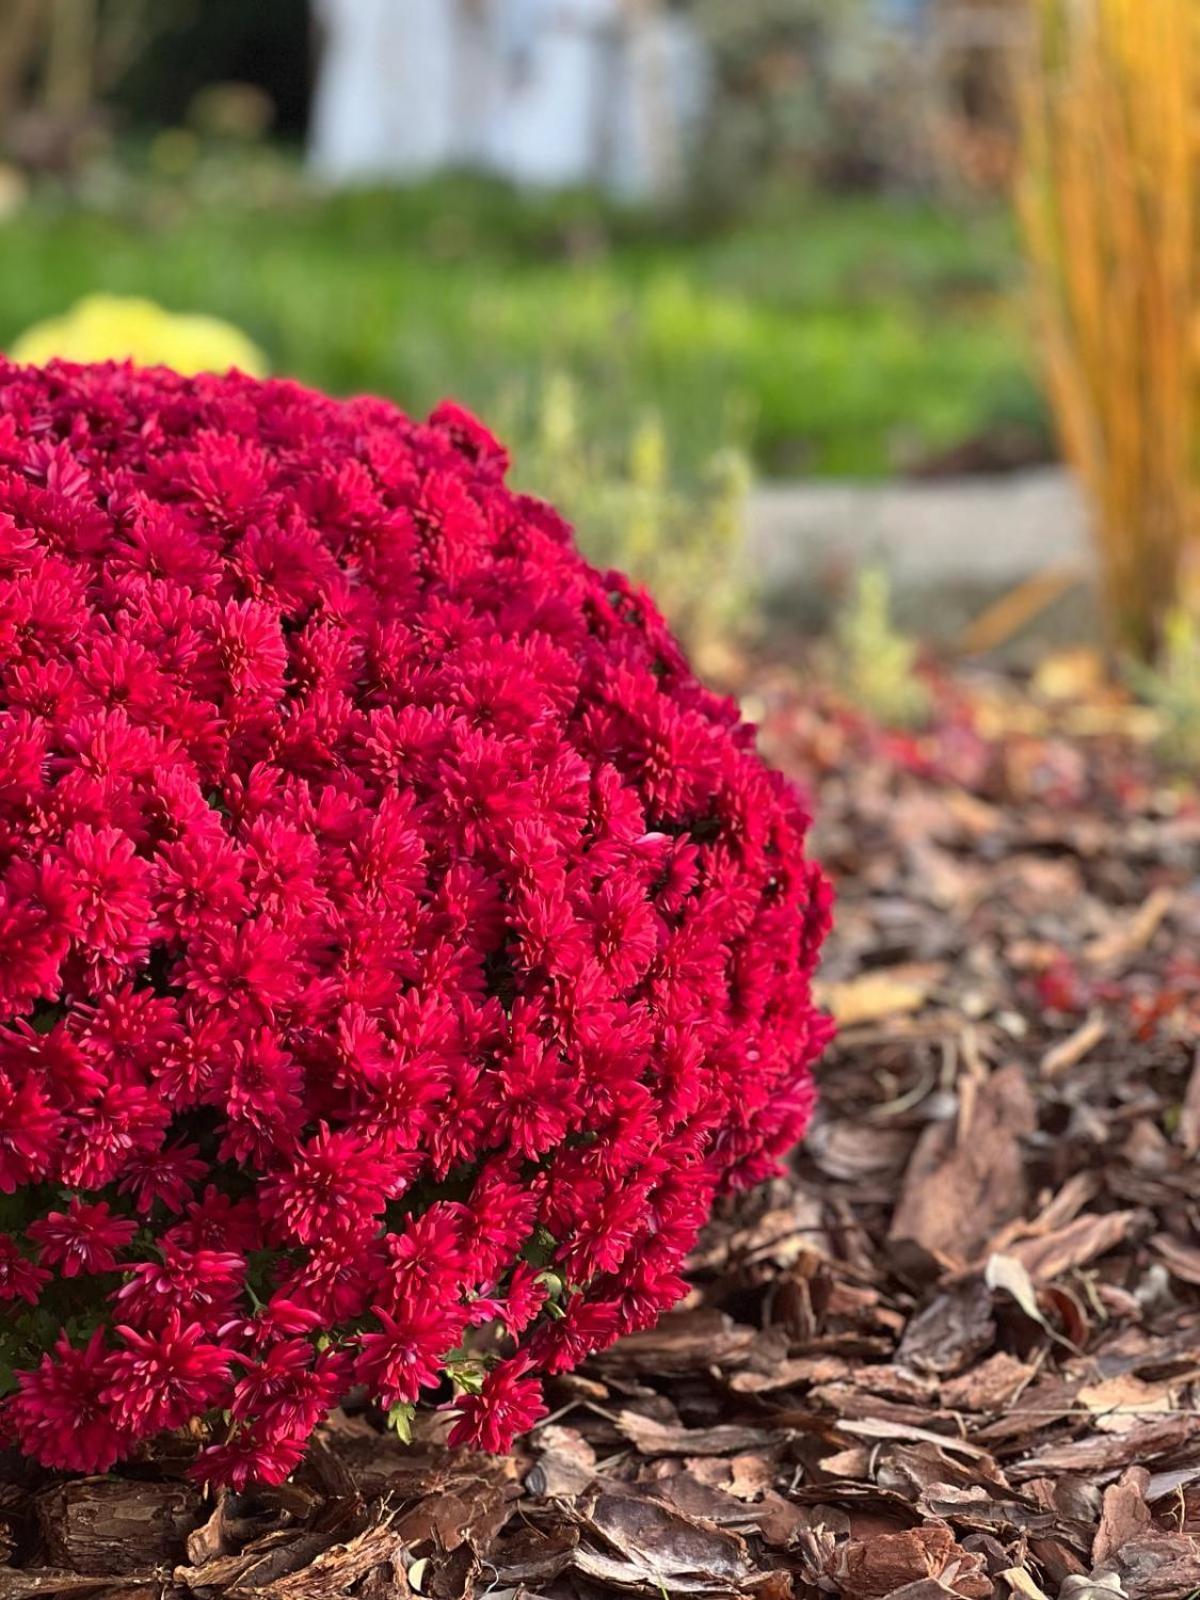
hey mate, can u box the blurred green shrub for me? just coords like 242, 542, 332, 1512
521, 373, 753, 665
0, 179, 1038, 479
1128, 607, 1200, 771
683, 0, 918, 209
830, 566, 931, 727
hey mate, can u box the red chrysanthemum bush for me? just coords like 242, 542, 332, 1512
0, 360, 833, 1486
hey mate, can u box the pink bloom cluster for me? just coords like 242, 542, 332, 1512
0, 360, 832, 1485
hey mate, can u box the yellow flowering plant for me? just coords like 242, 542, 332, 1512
9, 294, 267, 377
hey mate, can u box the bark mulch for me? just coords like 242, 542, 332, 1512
2, 656, 1198, 1600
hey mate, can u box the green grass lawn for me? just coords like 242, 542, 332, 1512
0, 173, 1045, 480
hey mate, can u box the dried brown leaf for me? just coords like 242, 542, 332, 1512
591, 1310, 759, 1377
838, 1520, 992, 1599
835, 1419, 992, 1461
174, 1532, 338, 1594
1092, 1530, 1200, 1600
815, 965, 945, 1026
1092, 1466, 1151, 1569
1076, 1376, 1175, 1435
1177, 1049, 1200, 1156
525, 1427, 596, 1499
1007, 1211, 1141, 1284
1150, 1232, 1200, 1285
897, 1279, 997, 1378
615, 1412, 778, 1458
890, 1064, 1035, 1265
0, 1574, 156, 1599
941, 1352, 1035, 1413
572, 1488, 777, 1595
227, 1515, 405, 1600
1016, 1417, 1199, 1476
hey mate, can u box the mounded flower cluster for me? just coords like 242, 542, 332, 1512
0, 359, 832, 1486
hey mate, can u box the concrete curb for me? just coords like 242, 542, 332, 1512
746, 467, 1095, 641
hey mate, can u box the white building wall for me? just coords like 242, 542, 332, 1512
308, 0, 706, 201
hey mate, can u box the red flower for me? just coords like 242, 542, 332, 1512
115, 1244, 247, 1331
0, 1069, 57, 1191
192, 1424, 309, 1490
58, 1081, 169, 1189
261, 1124, 396, 1247
105, 1310, 234, 1432
229, 1339, 349, 1440
115, 1140, 208, 1214
8, 1331, 130, 1473
446, 1356, 547, 1453
0, 864, 73, 1021
0, 1234, 49, 1303
496, 1261, 547, 1337
59, 823, 155, 965
355, 1298, 469, 1406
28, 1198, 136, 1276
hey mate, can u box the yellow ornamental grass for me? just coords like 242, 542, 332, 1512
1018, 0, 1198, 657
9, 294, 268, 378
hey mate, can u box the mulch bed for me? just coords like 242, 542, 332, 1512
3, 656, 1198, 1600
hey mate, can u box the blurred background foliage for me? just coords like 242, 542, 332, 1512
0, 0, 1045, 489
0, 180, 1037, 483
3, 0, 1196, 705
520, 372, 753, 674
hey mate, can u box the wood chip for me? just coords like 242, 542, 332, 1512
1039, 1013, 1108, 1077
815, 963, 945, 1026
